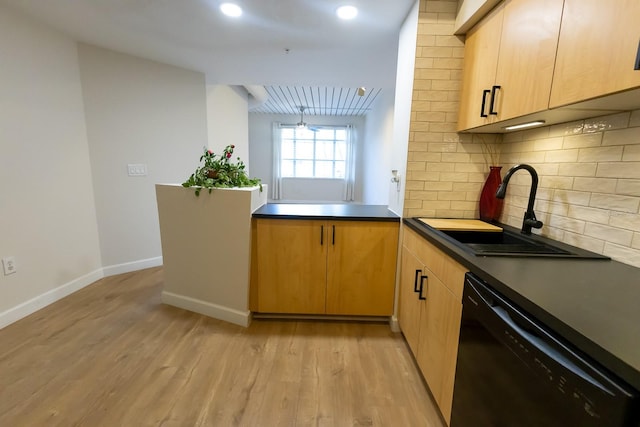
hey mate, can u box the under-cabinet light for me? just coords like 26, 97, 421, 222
503, 120, 546, 131
220, 3, 242, 17
336, 5, 358, 20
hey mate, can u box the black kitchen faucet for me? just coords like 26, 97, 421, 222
495, 164, 543, 235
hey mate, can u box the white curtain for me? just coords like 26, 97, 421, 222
271, 122, 283, 200
343, 125, 356, 201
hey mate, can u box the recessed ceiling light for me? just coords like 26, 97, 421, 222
336, 5, 358, 20
220, 3, 242, 18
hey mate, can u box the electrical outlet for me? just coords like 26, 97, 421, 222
127, 163, 148, 176
2, 256, 17, 275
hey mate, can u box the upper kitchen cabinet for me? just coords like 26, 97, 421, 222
457, 3, 504, 131
549, 0, 640, 108
458, 0, 564, 131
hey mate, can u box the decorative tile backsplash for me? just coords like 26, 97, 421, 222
499, 111, 640, 268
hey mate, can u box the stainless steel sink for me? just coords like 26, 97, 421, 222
438, 228, 609, 259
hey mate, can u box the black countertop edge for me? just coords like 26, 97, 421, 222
403, 217, 640, 392
252, 203, 400, 222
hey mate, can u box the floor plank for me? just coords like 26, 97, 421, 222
0, 267, 445, 426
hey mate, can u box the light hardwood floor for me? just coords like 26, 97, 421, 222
0, 267, 445, 427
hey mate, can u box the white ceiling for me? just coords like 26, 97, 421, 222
2, 0, 416, 96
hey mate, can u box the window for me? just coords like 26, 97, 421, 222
279, 126, 347, 178
272, 123, 355, 201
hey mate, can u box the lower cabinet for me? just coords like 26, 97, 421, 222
253, 218, 399, 316
399, 225, 466, 425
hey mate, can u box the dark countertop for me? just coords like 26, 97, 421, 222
253, 203, 400, 221
404, 218, 640, 392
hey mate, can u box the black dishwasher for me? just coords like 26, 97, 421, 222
451, 273, 639, 427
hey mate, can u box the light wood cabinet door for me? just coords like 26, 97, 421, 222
398, 246, 426, 355
255, 219, 327, 314
416, 268, 463, 425
495, 0, 563, 120
326, 221, 399, 315
550, 0, 640, 108
457, 3, 504, 131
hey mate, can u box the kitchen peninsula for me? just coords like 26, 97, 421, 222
250, 204, 400, 317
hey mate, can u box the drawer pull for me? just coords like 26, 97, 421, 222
320, 225, 324, 245
418, 275, 428, 300
635, 39, 640, 70
489, 85, 501, 115
332, 225, 335, 245
480, 89, 491, 117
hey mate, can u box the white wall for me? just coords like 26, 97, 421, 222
77, 44, 208, 271
362, 89, 396, 205
388, 1, 420, 216
0, 5, 102, 324
248, 113, 366, 203
206, 85, 251, 171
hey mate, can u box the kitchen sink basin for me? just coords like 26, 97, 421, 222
436, 228, 610, 259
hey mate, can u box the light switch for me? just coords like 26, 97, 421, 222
127, 163, 148, 176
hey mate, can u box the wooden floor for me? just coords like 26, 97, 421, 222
0, 267, 445, 427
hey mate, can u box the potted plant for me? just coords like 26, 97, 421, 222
182, 145, 261, 196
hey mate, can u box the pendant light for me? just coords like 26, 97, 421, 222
297, 106, 307, 129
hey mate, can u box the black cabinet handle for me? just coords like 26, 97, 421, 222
635, 39, 640, 70
489, 85, 501, 115
332, 225, 335, 245
418, 275, 428, 300
413, 269, 422, 293
320, 225, 324, 245
480, 89, 490, 117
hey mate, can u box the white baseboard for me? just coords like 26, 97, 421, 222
161, 291, 251, 327
0, 268, 104, 330
389, 315, 400, 332
102, 256, 163, 277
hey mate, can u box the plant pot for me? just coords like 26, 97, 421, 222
479, 166, 504, 222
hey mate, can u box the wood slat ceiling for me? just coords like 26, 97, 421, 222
249, 86, 382, 116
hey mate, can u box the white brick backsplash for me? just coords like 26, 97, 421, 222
563, 133, 602, 149
602, 127, 640, 146
547, 215, 586, 234
545, 149, 579, 163
578, 146, 623, 162
630, 109, 640, 128
553, 189, 591, 206
603, 243, 640, 268
438, 191, 467, 201
423, 181, 453, 191
623, 145, 640, 161
558, 163, 597, 177
584, 112, 630, 133
596, 162, 640, 179
573, 177, 617, 193
548, 120, 584, 137
427, 162, 455, 172
584, 223, 633, 246
616, 180, 640, 196
453, 182, 482, 192
633, 233, 640, 249
535, 200, 569, 216
562, 231, 605, 254
609, 212, 640, 232
567, 205, 610, 225
540, 176, 574, 189
534, 137, 564, 151
590, 194, 640, 213
521, 127, 550, 141
519, 151, 547, 163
